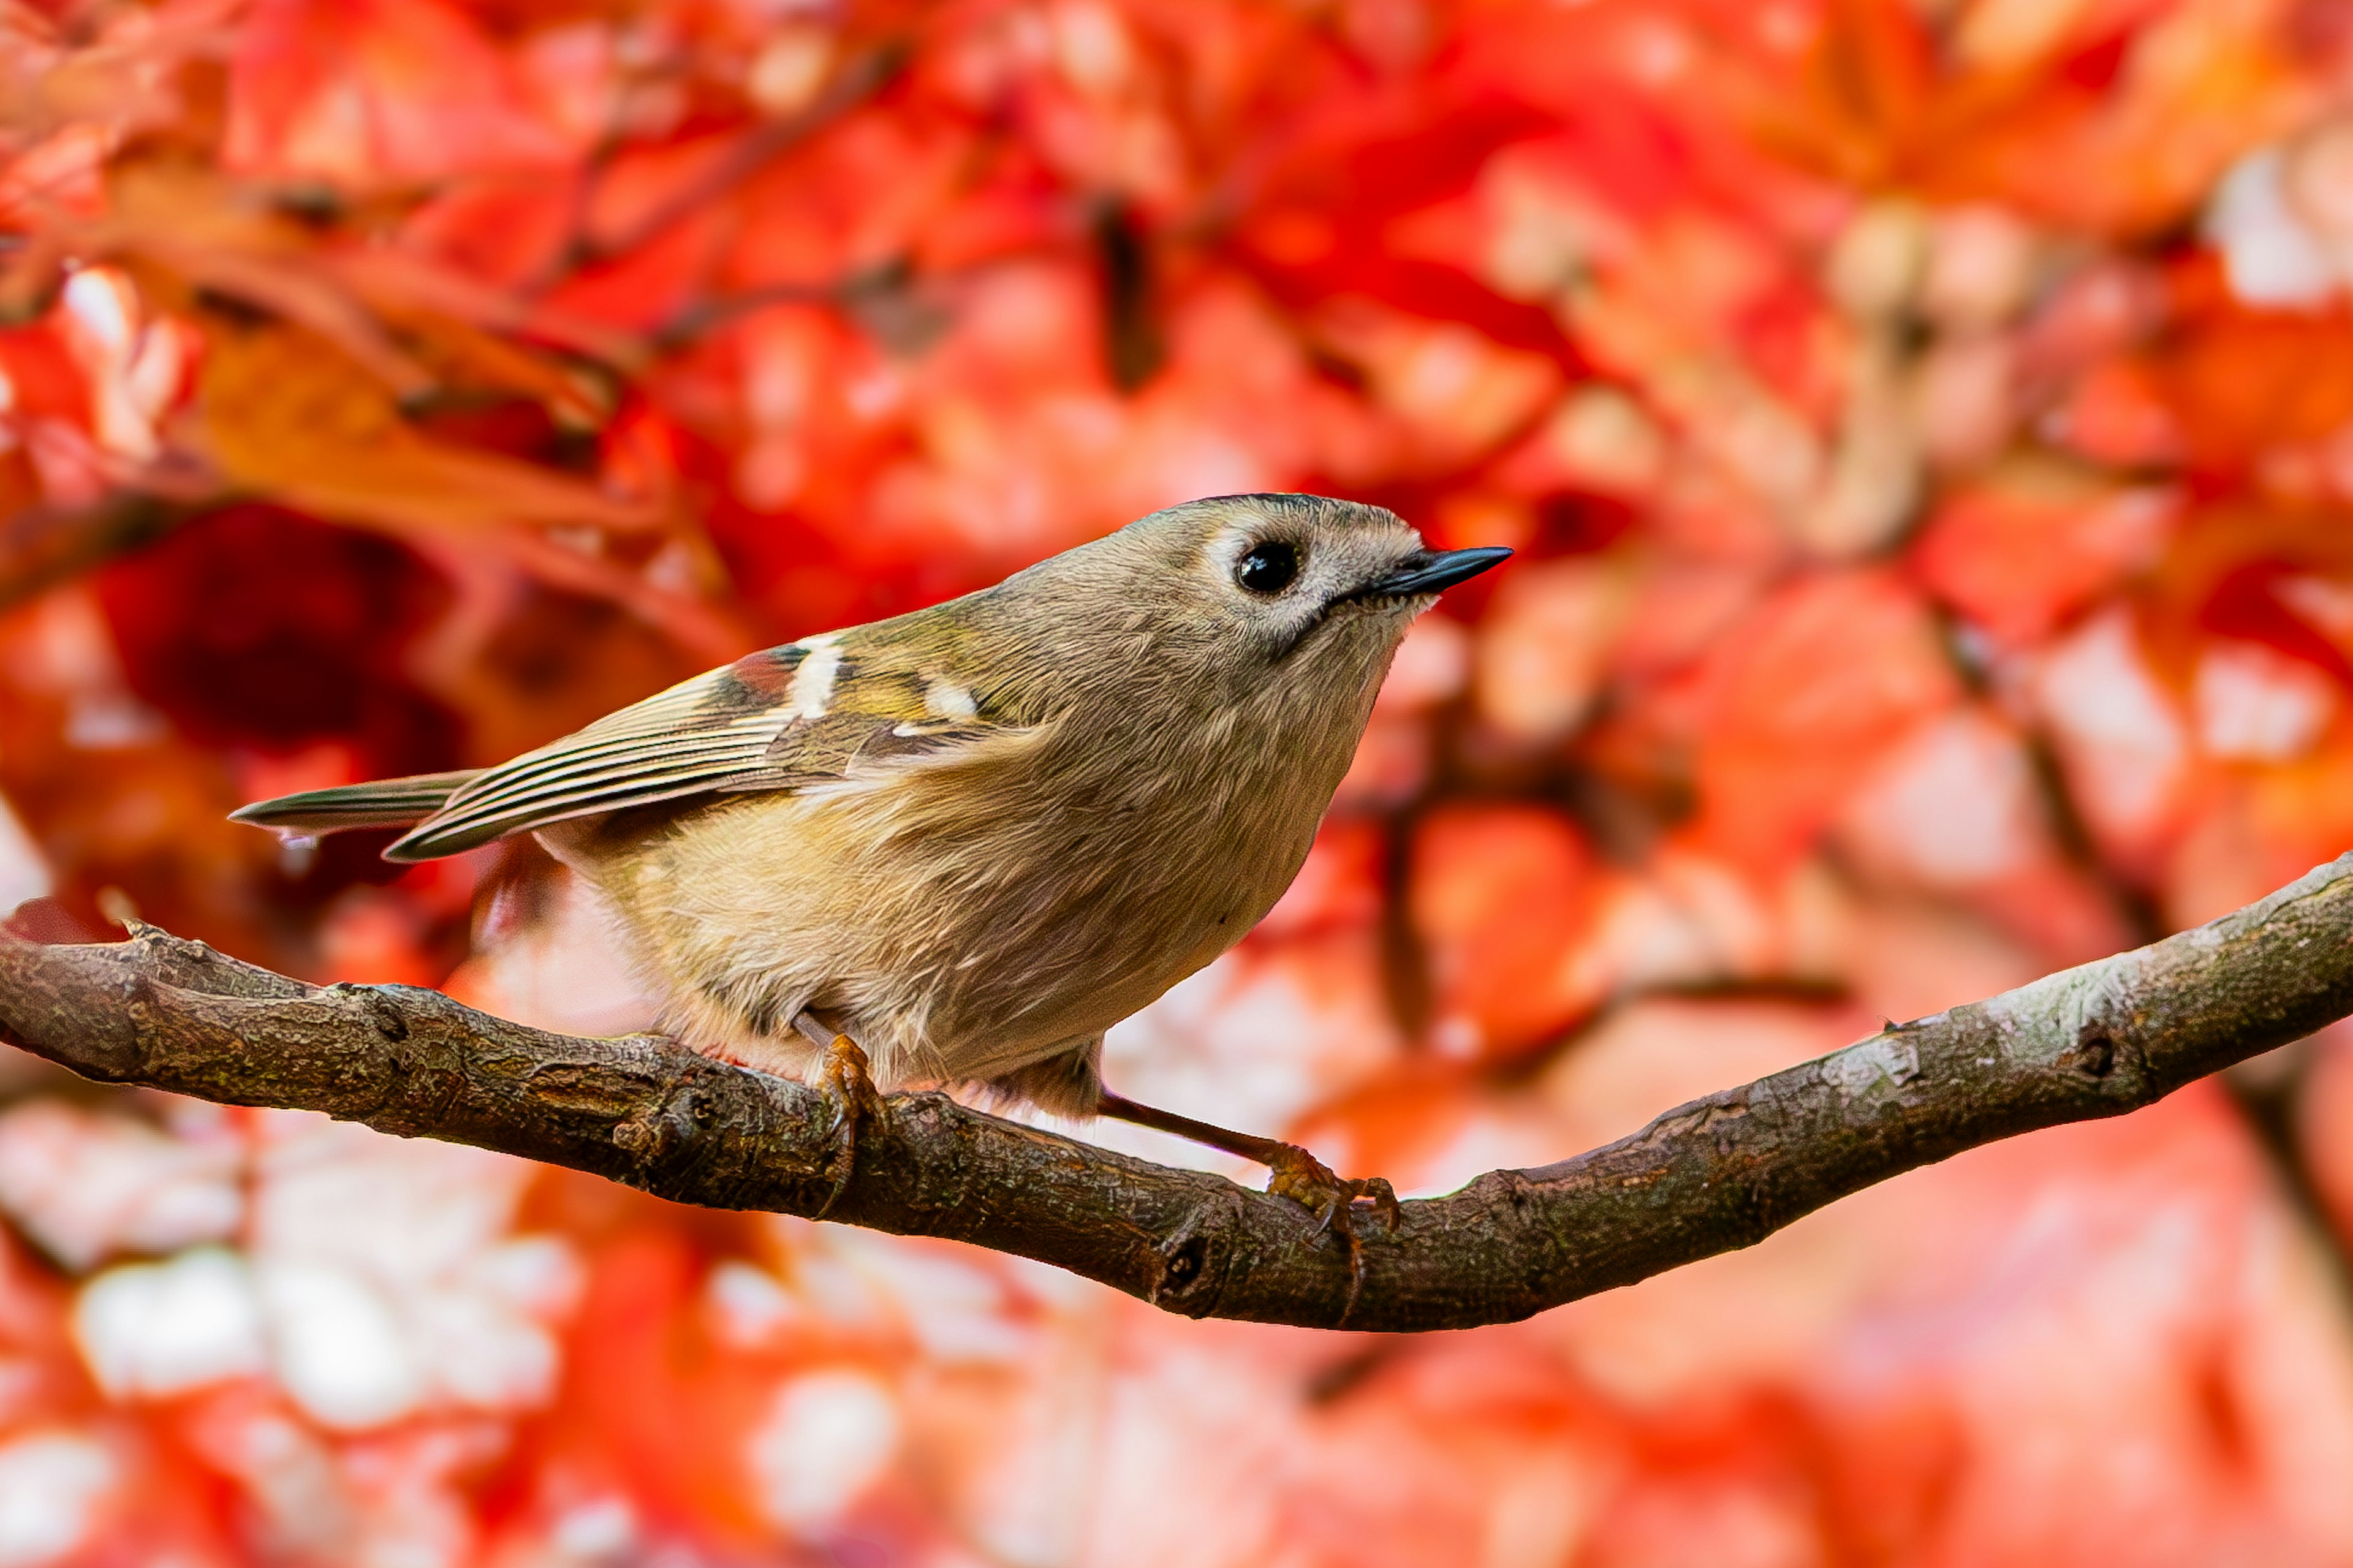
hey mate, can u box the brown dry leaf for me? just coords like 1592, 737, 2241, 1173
86, 161, 436, 394
197, 324, 664, 539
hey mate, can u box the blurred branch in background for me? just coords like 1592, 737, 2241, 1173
0, 489, 190, 609
7, 852, 2352, 1333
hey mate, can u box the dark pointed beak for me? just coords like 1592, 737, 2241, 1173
1358, 545, 1514, 600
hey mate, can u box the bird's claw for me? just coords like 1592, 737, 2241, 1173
1262, 1143, 1400, 1317
1264, 1144, 1400, 1231
815, 1032, 887, 1218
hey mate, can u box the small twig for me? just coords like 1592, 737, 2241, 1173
5, 854, 2353, 1331
580, 41, 911, 261
0, 491, 194, 611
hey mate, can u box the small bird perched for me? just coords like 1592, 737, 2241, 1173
234, 494, 1507, 1234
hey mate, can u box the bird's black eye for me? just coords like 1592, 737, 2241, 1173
1236, 541, 1300, 595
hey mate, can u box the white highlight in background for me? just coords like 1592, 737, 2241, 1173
747, 1369, 901, 1532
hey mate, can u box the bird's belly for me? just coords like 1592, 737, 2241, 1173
599, 781, 1313, 1088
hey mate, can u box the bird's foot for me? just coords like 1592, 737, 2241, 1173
1263, 1142, 1401, 1235
815, 1032, 887, 1218
1263, 1142, 1400, 1313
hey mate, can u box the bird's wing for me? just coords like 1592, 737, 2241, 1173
383, 638, 1023, 862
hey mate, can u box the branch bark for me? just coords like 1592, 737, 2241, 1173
5, 853, 2353, 1333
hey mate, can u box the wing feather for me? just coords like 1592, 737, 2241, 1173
379, 641, 1023, 862
385, 660, 800, 860
230, 771, 483, 833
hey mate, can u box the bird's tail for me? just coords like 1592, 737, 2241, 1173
229, 770, 483, 836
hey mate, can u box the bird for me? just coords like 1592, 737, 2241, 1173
233, 493, 1509, 1238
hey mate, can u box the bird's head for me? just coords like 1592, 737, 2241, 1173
926, 493, 1509, 782
1029, 490, 1499, 657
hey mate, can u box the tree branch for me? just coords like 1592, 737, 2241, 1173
4, 853, 2353, 1332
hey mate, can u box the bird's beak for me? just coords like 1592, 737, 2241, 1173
1355, 545, 1514, 600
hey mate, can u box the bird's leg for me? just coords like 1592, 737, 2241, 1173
1095, 1089, 1401, 1272
795, 1011, 887, 1218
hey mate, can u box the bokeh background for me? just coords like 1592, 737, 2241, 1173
9, 0, 2353, 1562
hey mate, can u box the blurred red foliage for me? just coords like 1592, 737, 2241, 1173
8, 0, 2353, 1562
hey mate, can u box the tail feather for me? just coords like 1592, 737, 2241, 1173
230, 770, 482, 836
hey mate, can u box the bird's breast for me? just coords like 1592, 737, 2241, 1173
602, 684, 1365, 1080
